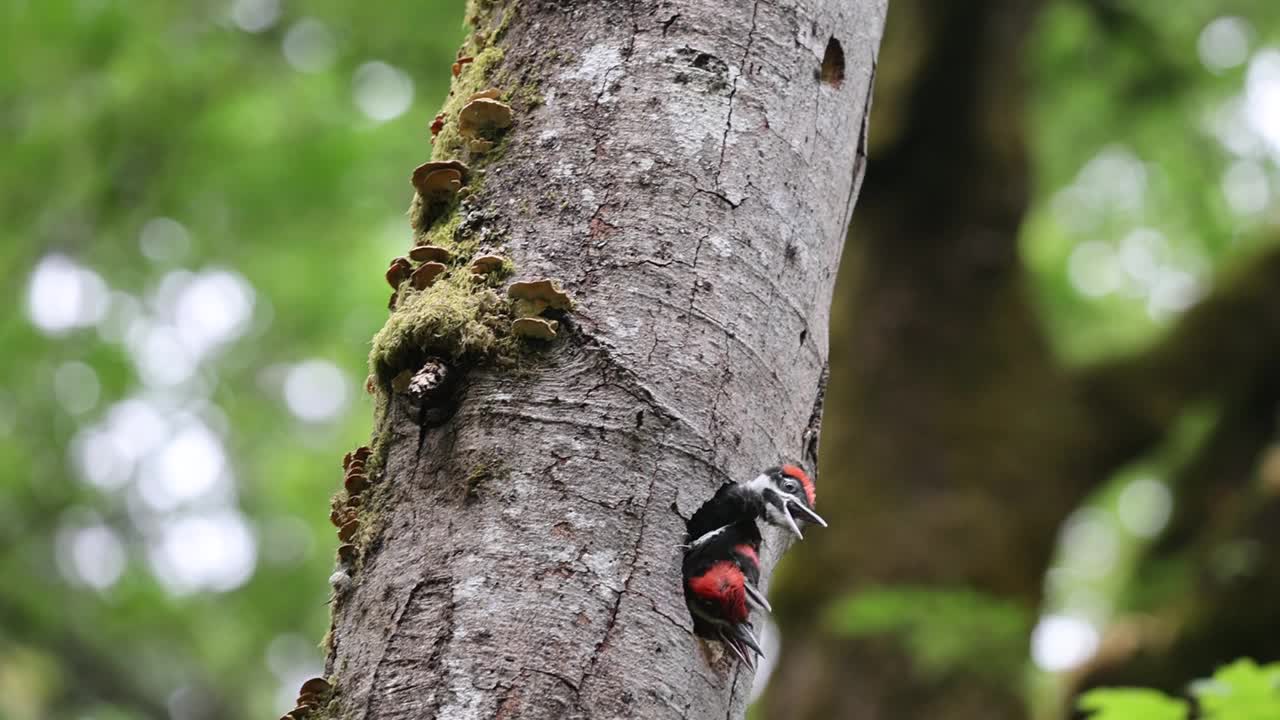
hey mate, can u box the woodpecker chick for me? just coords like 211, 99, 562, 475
682, 519, 768, 668
687, 464, 826, 547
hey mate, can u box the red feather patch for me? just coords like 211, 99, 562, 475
781, 464, 816, 507
688, 561, 748, 623
734, 543, 759, 567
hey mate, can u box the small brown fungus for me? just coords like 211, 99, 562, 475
344, 472, 369, 495
365, 374, 376, 394
298, 678, 332, 697
385, 257, 412, 289
353, 446, 372, 463
329, 508, 346, 527
388, 290, 398, 311
465, 88, 502, 103
410, 160, 471, 197
451, 56, 474, 77
512, 317, 559, 341
508, 278, 573, 316
458, 98, 514, 139
338, 519, 360, 543
411, 262, 447, 290
430, 112, 446, 137
469, 254, 507, 275
409, 245, 454, 263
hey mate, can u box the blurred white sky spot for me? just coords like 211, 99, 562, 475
1205, 98, 1266, 159
749, 614, 779, 702
266, 634, 320, 680
1060, 508, 1118, 579
1067, 241, 1122, 297
1198, 17, 1251, 73
97, 291, 144, 344
1051, 187, 1100, 234
1148, 269, 1204, 321
1117, 477, 1173, 539
1117, 228, 1166, 290
137, 423, 227, 511
139, 217, 192, 264
1221, 158, 1271, 215
26, 254, 109, 335
56, 519, 126, 590
1077, 146, 1147, 214
1244, 50, 1280, 157
260, 516, 314, 567
230, 0, 279, 33
72, 427, 132, 489
283, 360, 350, 422
174, 269, 256, 356
284, 18, 337, 73
1031, 614, 1099, 672
106, 397, 169, 463
149, 511, 257, 594
353, 61, 414, 122
54, 361, 101, 416
130, 324, 197, 387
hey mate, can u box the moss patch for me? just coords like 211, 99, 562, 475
370, 272, 514, 382
433, 46, 507, 160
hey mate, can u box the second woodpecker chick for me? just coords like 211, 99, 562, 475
682, 519, 768, 667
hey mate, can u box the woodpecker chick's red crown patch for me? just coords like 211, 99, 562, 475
781, 463, 816, 508
688, 560, 748, 623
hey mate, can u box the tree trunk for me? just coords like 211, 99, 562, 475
322, 2, 885, 719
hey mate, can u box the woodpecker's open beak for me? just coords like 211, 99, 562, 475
718, 627, 753, 667
733, 623, 765, 660
785, 497, 827, 529
719, 624, 765, 668
744, 580, 772, 614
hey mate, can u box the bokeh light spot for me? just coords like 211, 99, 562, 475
353, 61, 414, 122
283, 360, 350, 423
1116, 477, 1173, 539
1031, 614, 1099, 672
283, 19, 337, 73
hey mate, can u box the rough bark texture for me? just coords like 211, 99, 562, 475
324, 2, 886, 719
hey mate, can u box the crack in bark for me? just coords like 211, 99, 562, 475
714, 0, 762, 188
361, 577, 452, 720
571, 454, 660, 710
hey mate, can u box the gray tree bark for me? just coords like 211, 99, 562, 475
324, 1, 885, 718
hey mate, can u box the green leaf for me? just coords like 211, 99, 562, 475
1193, 659, 1280, 720
1077, 688, 1189, 720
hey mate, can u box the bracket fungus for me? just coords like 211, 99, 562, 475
508, 278, 573, 316
458, 97, 514, 139
385, 256, 412, 289
512, 316, 559, 341
469, 254, 507, 275
411, 159, 471, 228
410, 261, 448, 290
338, 519, 360, 543
409, 245, 454, 263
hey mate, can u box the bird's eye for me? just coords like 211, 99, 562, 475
782, 479, 799, 494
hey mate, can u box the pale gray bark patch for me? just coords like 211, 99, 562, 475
328, 1, 886, 718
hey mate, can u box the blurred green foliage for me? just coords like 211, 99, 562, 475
0, 1, 464, 718
1079, 659, 1280, 718
823, 586, 1032, 681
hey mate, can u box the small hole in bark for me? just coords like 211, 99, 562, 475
821, 37, 845, 88
799, 328, 808, 345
